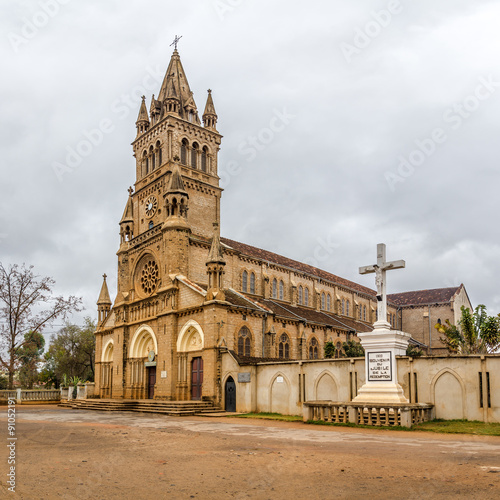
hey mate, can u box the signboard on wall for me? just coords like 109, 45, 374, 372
238, 372, 251, 383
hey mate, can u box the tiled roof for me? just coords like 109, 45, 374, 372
388, 285, 463, 307
220, 237, 376, 297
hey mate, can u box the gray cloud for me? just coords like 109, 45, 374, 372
1, 0, 499, 330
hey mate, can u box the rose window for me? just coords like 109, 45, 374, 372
140, 259, 159, 294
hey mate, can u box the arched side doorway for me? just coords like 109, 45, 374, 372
177, 320, 205, 401
225, 376, 236, 412
101, 339, 114, 398
191, 357, 204, 401
128, 326, 158, 399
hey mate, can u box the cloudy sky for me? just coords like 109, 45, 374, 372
1, 0, 500, 334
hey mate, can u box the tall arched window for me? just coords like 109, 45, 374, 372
180, 139, 188, 165
156, 141, 162, 168
237, 326, 251, 357
321, 292, 325, 310
334, 341, 343, 359
278, 333, 290, 359
191, 142, 198, 168
341, 298, 345, 315
250, 273, 255, 294
327, 294, 331, 311
279, 280, 284, 300
346, 300, 350, 316
143, 151, 148, 176
272, 278, 277, 299
304, 288, 309, 306
242, 271, 248, 292
298, 286, 303, 305
201, 146, 208, 172
363, 305, 367, 321
309, 337, 319, 360
149, 145, 155, 170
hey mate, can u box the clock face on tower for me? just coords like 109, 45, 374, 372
144, 195, 158, 218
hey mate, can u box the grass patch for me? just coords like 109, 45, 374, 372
306, 419, 500, 436
235, 412, 303, 422
413, 419, 500, 436
234, 414, 500, 436
306, 420, 411, 432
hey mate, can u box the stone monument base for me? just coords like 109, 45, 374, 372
352, 327, 411, 404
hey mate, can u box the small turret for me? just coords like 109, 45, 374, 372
97, 274, 112, 325
202, 89, 218, 131
119, 187, 134, 245
163, 161, 190, 230
205, 222, 225, 301
136, 96, 150, 136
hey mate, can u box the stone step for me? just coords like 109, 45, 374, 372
65, 399, 222, 417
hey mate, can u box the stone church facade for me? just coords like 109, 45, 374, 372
93, 49, 463, 403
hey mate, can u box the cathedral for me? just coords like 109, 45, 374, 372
94, 48, 467, 403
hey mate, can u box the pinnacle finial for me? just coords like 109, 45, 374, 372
103, 273, 107, 280
128, 186, 133, 196
170, 35, 182, 51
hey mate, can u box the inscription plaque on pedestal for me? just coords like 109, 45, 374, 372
367, 351, 392, 382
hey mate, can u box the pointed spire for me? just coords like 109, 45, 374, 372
135, 96, 150, 135
203, 89, 218, 130
167, 163, 187, 194
97, 274, 112, 305
119, 188, 134, 244
158, 49, 199, 121
205, 222, 226, 301
120, 189, 134, 224
207, 222, 225, 264
97, 274, 112, 325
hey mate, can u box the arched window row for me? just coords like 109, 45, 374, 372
237, 326, 251, 357
320, 292, 332, 312
241, 270, 256, 294
308, 337, 319, 360
180, 139, 210, 172
278, 333, 290, 359
271, 278, 285, 300
142, 141, 162, 177
298, 285, 310, 306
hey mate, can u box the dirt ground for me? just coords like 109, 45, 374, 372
1, 405, 500, 499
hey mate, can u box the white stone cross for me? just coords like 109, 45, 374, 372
359, 243, 405, 330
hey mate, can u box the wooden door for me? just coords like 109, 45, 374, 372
148, 367, 156, 399
191, 357, 203, 400
225, 376, 236, 412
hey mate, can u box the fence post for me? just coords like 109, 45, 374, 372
16, 388, 22, 404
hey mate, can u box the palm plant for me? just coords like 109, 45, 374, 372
435, 305, 500, 354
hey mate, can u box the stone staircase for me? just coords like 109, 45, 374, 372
61, 399, 222, 417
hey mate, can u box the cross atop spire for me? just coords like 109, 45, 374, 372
170, 35, 182, 50
359, 243, 405, 330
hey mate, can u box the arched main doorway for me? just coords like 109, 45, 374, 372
177, 320, 205, 401
128, 326, 158, 399
225, 376, 236, 412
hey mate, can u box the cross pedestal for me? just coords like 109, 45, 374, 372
353, 243, 410, 404
352, 329, 410, 403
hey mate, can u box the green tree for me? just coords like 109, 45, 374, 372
324, 341, 335, 359
17, 331, 45, 388
342, 339, 365, 357
0, 263, 81, 389
45, 318, 96, 384
406, 344, 424, 357
435, 305, 500, 354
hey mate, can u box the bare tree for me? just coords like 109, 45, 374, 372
0, 263, 82, 389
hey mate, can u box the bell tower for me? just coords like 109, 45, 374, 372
128, 47, 222, 241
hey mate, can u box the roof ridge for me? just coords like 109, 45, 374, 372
221, 237, 376, 297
